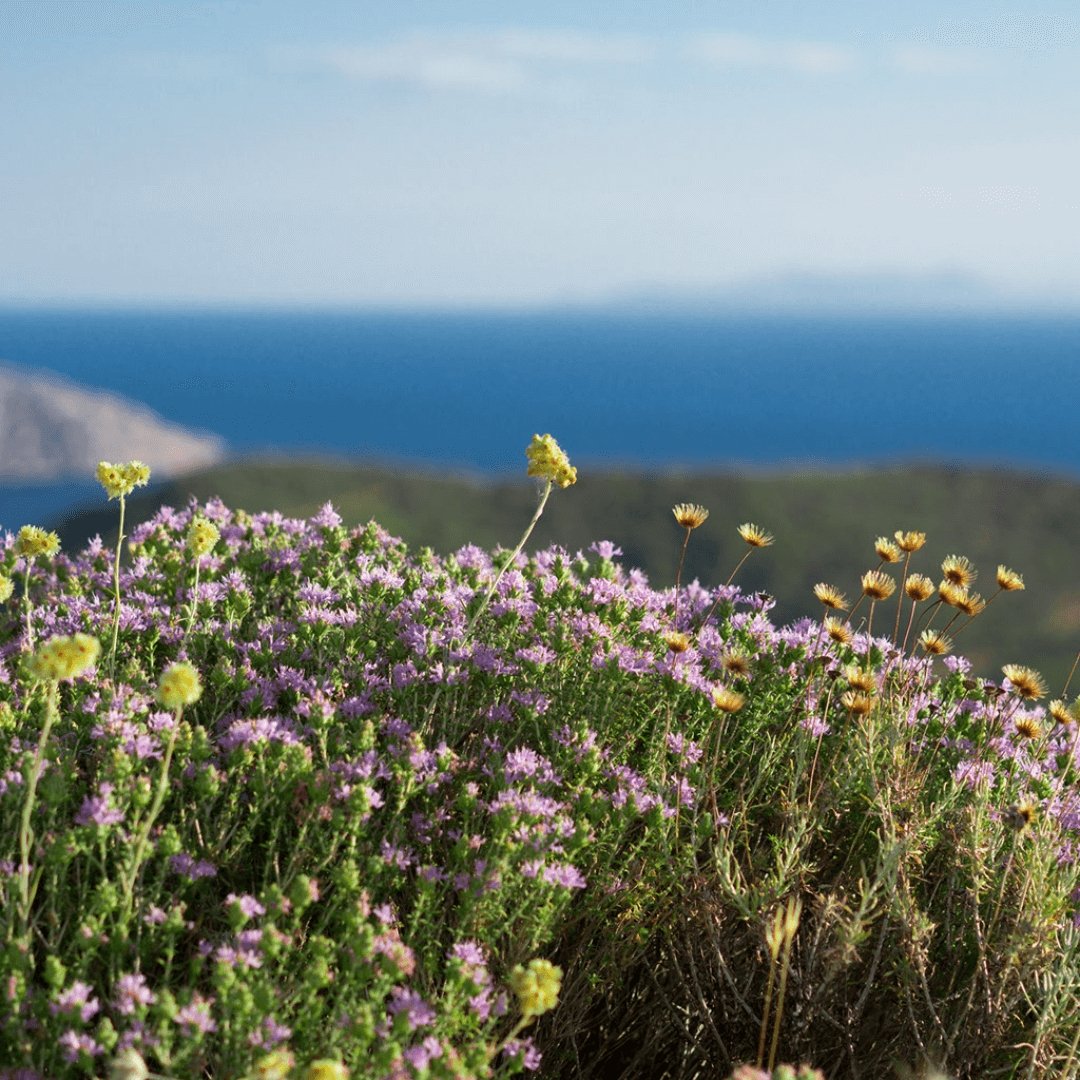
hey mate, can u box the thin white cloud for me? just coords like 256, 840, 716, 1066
689, 33, 856, 75
889, 45, 982, 75
299, 30, 651, 95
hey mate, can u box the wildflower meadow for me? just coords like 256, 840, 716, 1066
2, 438, 1080, 1079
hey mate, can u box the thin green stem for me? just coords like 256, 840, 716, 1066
185, 559, 202, 639
108, 494, 126, 676
22, 563, 33, 652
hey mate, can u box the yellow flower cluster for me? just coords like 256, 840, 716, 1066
28, 633, 101, 682
157, 661, 203, 710
304, 1061, 349, 1080
253, 1049, 296, 1080
96, 460, 151, 500
0, 575, 13, 604
525, 434, 577, 489
509, 957, 563, 1020
14, 525, 61, 560
187, 517, 220, 558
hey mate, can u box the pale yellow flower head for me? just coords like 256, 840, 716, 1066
14, 525, 61, 560
157, 661, 202, 710
672, 503, 709, 529
509, 957, 563, 1021
187, 516, 220, 558
304, 1061, 349, 1080
737, 523, 773, 548
0, 575, 13, 604
254, 1049, 296, 1080
108, 1048, 150, 1080
525, 434, 577, 489
711, 687, 746, 713
28, 633, 101, 682
97, 460, 151, 500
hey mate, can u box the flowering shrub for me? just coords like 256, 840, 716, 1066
0, 447, 1078, 1077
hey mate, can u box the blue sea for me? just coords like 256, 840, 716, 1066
2, 307, 1079, 527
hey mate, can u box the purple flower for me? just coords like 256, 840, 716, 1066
74, 783, 124, 828
226, 893, 266, 919
114, 973, 155, 1015
52, 982, 99, 1023
387, 988, 436, 1030
58, 1030, 103, 1063
170, 853, 217, 880
175, 994, 216, 1035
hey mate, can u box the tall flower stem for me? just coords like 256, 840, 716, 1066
673, 526, 692, 626
185, 559, 202, 639
108, 493, 126, 676
21, 563, 34, 652
15, 679, 58, 939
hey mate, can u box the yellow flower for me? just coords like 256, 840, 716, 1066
1004, 801, 1037, 831
304, 1061, 349, 1080
525, 434, 577, 488
919, 630, 952, 656
894, 530, 927, 553
938, 580, 967, 608
860, 570, 896, 601
823, 617, 853, 645
996, 565, 1025, 591
737, 523, 773, 548
841, 690, 874, 716
97, 460, 151, 500
27, 633, 101, 682
941, 555, 977, 588
663, 631, 690, 653
0, 575, 13, 604
187, 517, 220, 558
874, 537, 902, 563
157, 661, 202, 710
672, 503, 709, 529
253, 1049, 296, 1080
1014, 716, 1042, 741
1049, 700, 1072, 725
955, 591, 986, 618
1002, 664, 1046, 701
108, 1048, 150, 1080
14, 525, 61, 560
843, 665, 877, 693
509, 958, 563, 1020
904, 574, 935, 602
711, 687, 745, 713
813, 583, 848, 611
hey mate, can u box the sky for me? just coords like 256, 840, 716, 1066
3, 0, 1080, 307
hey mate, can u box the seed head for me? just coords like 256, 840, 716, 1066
187, 516, 220, 558
28, 633, 101, 682
904, 573, 936, 602
844, 665, 877, 693
1004, 801, 1037, 831
996, 565, 1025, 592
1014, 716, 1042, 741
938, 580, 968, 608
919, 630, 952, 656
737, 523, 773, 548
1049, 699, 1072, 725
14, 525, 60, 560
955, 591, 986, 618
841, 690, 874, 716
721, 650, 752, 677
711, 687, 746, 713
942, 555, 977, 588
874, 537, 902, 563
525, 433, 577, 488
97, 460, 151, 501
823, 617, 853, 645
860, 570, 896, 601
672, 503, 709, 529
1002, 664, 1046, 701
664, 631, 690, 654
894, 530, 927, 553
813, 583, 849, 611
509, 958, 563, 1020
157, 661, 203, 710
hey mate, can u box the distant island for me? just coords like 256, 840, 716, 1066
0, 361, 226, 481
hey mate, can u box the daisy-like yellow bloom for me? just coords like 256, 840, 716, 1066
672, 503, 709, 530
14, 525, 60, 560
509, 958, 563, 1021
919, 630, 952, 656
844, 665, 877, 693
938, 580, 968, 608
894, 530, 927, 553
663, 630, 690, 654
157, 661, 202, 710
253, 1049, 296, 1080
525, 434, 577, 489
941, 555, 977, 588
1049, 699, 1072, 725
721, 650, 752, 677
1004, 801, 1037, 831
187, 516, 220, 558
860, 570, 896, 601
737, 523, 773, 548
996, 565, 1025, 592
1002, 664, 1047, 701
823, 617, 853, 645
841, 690, 874, 716
1014, 716, 1042, 741
903, 573, 935, 602
874, 537, 902, 563
955, 591, 986, 618
27, 633, 101, 682
0, 575, 13, 604
813, 583, 849, 611
711, 687, 746, 713
97, 460, 151, 501
304, 1061, 349, 1080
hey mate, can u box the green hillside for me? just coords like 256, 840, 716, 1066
55, 457, 1080, 692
